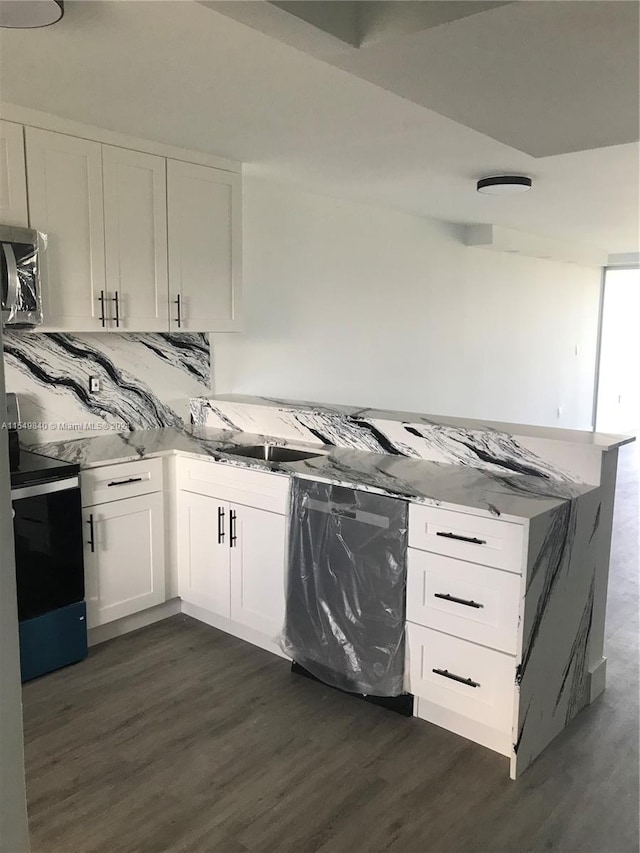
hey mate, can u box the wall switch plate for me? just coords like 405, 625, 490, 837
89, 376, 101, 393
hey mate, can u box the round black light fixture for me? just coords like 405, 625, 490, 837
0, 0, 64, 28
476, 175, 532, 195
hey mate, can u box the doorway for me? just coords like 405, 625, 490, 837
595, 267, 640, 435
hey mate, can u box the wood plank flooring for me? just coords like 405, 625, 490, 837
22, 443, 639, 853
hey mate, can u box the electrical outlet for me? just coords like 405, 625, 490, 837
89, 376, 100, 393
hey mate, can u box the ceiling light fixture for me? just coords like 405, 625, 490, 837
476, 175, 532, 195
0, 0, 64, 28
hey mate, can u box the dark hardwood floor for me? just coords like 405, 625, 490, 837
22, 444, 639, 853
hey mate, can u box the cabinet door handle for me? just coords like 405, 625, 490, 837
107, 477, 143, 487
217, 506, 225, 544
87, 513, 95, 553
229, 509, 237, 548
434, 593, 484, 609
436, 531, 486, 546
98, 290, 106, 328
432, 668, 479, 688
174, 294, 182, 328
112, 291, 121, 328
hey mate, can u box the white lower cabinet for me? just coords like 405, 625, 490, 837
229, 503, 286, 638
73, 452, 593, 780
83, 491, 166, 628
177, 493, 286, 635
177, 492, 231, 618
406, 502, 525, 762
176, 458, 288, 641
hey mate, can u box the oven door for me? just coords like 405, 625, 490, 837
11, 478, 85, 621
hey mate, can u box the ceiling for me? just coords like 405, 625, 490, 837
0, 0, 638, 253
210, 0, 640, 158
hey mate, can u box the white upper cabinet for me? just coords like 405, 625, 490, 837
25, 127, 106, 331
14, 107, 242, 333
167, 160, 242, 332
0, 120, 28, 227
103, 145, 169, 332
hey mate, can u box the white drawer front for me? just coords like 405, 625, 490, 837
406, 623, 515, 732
177, 457, 289, 514
406, 550, 522, 654
408, 504, 525, 573
81, 457, 163, 507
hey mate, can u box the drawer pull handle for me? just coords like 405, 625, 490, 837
434, 592, 483, 609
217, 506, 225, 544
436, 531, 486, 545
107, 477, 144, 487
433, 668, 480, 688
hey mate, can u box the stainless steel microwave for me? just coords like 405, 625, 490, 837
0, 225, 43, 328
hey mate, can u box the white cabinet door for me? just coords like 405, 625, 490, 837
167, 159, 242, 332
103, 145, 169, 331
83, 492, 166, 628
0, 120, 28, 227
177, 491, 231, 617
25, 127, 106, 331
229, 504, 286, 638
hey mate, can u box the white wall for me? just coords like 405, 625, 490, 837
0, 326, 30, 853
214, 177, 603, 429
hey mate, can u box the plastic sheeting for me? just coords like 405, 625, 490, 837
280, 479, 408, 697
1, 228, 44, 327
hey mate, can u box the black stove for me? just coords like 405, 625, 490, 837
10, 448, 80, 490
5, 393, 88, 682
9, 439, 87, 682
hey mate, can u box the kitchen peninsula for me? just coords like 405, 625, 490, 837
22, 394, 633, 779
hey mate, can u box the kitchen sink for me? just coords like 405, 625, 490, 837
223, 444, 328, 463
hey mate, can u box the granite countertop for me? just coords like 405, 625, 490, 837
29, 427, 594, 523
25, 426, 597, 523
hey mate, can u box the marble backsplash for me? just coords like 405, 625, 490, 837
3, 331, 212, 444
191, 395, 590, 483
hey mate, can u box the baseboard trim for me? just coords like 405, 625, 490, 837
88, 599, 181, 647
415, 697, 512, 759
589, 656, 607, 702
181, 601, 288, 661
87, 598, 287, 662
